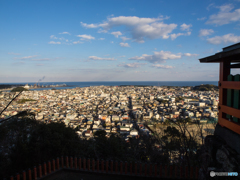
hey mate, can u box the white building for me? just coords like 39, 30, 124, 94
130, 129, 138, 136
24, 84, 30, 89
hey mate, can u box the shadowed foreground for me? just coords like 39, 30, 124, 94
41, 169, 188, 180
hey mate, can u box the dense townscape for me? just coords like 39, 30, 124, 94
0, 85, 219, 141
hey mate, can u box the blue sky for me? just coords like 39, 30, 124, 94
0, 0, 240, 83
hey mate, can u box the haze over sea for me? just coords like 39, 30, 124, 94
1, 81, 218, 91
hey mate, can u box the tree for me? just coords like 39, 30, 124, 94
0, 115, 82, 179
11, 87, 29, 92
150, 117, 201, 166
162, 119, 200, 166
93, 130, 106, 139
17, 99, 36, 104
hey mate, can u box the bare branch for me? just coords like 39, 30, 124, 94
0, 91, 23, 116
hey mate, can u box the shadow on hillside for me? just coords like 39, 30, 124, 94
42, 169, 189, 180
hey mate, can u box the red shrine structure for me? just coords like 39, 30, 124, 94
198, 43, 240, 179
199, 42, 240, 135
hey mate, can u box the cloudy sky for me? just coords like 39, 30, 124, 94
0, 0, 240, 83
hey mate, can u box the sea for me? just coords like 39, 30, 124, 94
1, 81, 218, 91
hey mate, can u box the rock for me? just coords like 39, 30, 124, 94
199, 135, 240, 180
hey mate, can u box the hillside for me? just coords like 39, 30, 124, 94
192, 84, 218, 91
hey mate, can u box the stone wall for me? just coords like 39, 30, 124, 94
198, 124, 240, 179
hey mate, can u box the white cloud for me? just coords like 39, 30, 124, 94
50, 35, 58, 39
135, 71, 148, 73
88, 56, 116, 61
111, 31, 122, 38
197, 17, 206, 21
73, 41, 83, 44
48, 41, 61, 44
199, 29, 214, 36
119, 42, 130, 47
129, 51, 181, 63
80, 22, 99, 28
184, 53, 199, 57
20, 55, 38, 60
31, 58, 50, 61
76, 34, 95, 40
8, 52, 21, 55
180, 23, 192, 31
170, 31, 191, 40
81, 16, 177, 42
206, 3, 216, 11
151, 64, 174, 69
13, 61, 25, 65
59, 32, 71, 35
36, 64, 44, 66
208, 74, 215, 77
99, 38, 105, 40
170, 33, 185, 40
206, 4, 240, 25
121, 36, 131, 42
207, 33, 240, 44
219, 4, 234, 12
111, 41, 114, 43
134, 39, 145, 43
118, 62, 146, 68
207, 3, 215, 11
97, 29, 108, 33
119, 55, 126, 58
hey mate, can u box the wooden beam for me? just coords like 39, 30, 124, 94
199, 48, 240, 63
219, 61, 230, 109
227, 63, 240, 68
220, 105, 240, 119
218, 117, 240, 135
233, 75, 240, 123
220, 61, 230, 81
219, 81, 240, 90
226, 75, 234, 119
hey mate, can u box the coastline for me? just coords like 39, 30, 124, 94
0, 81, 218, 91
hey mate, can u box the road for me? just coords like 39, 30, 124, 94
128, 96, 143, 135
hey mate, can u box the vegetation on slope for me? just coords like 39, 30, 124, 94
192, 84, 218, 91
0, 85, 13, 89
11, 87, 29, 92
0, 115, 81, 179
17, 99, 36, 103
0, 113, 203, 179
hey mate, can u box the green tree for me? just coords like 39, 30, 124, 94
11, 87, 29, 92
17, 99, 36, 103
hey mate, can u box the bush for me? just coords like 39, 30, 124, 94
0, 116, 82, 179
11, 87, 29, 92
0, 114, 202, 179
17, 99, 36, 103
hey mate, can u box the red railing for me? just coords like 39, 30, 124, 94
10, 156, 199, 180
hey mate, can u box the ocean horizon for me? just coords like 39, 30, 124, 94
0, 81, 218, 91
